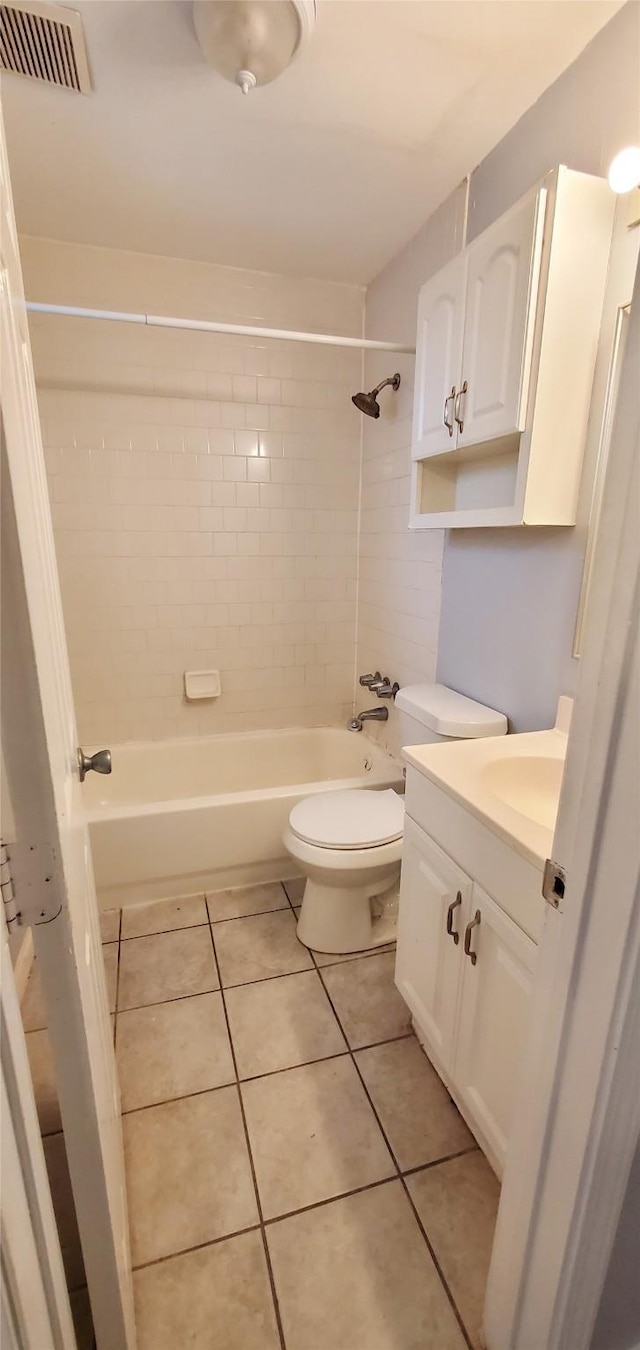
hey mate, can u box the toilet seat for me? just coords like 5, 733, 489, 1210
289, 789, 404, 851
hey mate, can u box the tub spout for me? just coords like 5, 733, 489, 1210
347, 706, 389, 731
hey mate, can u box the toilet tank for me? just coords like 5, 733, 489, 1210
395, 683, 508, 746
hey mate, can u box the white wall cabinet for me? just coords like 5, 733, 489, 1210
395, 815, 538, 1175
412, 255, 466, 460
410, 166, 615, 529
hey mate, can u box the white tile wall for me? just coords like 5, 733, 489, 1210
23, 238, 363, 744
355, 191, 467, 756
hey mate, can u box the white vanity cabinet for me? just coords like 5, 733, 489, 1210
453, 884, 537, 1168
410, 166, 615, 529
396, 814, 538, 1175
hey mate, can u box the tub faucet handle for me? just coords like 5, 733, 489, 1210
78, 747, 112, 783
359, 672, 381, 687
378, 682, 400, 699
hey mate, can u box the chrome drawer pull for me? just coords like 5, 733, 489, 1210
443, 386, 455, 436
446, 891, 462, 945
464, 908, 481, 965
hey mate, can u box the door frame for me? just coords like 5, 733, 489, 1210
484, 251, 640, 1347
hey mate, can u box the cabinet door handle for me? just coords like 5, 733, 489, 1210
464, 908, 481, 965
454, 380, 468, 433
446, 891, 462, 944
443, 386, 455, 436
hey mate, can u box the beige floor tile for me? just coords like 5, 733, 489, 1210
282, 877, 305, 904
43, 1133, 85, 1292
134, 1230, 280, 1350
121, 895, 207, 939
407, 1151, 500, 1349
214, 910, 313, 988
355, 1037, 474, 1170
267, 1180, 467, 1350
116, 992, 234, 1111
70, 1288, 94, 1350
226, 971, 346, 1079
312, 941, 396, 967
21, 961, 47, 1032
103, 942, 118, 1013
242, 1056, 394, 1220
207, 882, 288, 922
26, 1030, 61, 1136
118, 927, 218, 1011
124, 1088, 258, 1266
99, 908, 120, 943
321, 951, 411, 1049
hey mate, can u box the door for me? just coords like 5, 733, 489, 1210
395, 817, 471, 1073
0, 110, 136, 1349
411, 253, 466, 460
454, 884, 537, 1173
458, 188, 546, 449
1, 912, 76, 1350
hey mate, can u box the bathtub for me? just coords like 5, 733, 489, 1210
83, 727, 403, 909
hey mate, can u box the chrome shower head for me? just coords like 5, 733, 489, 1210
351, 373, 400, 418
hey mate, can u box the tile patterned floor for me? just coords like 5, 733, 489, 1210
23, 881, 501, 1350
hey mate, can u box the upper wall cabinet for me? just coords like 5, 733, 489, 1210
410, 167, 615, 529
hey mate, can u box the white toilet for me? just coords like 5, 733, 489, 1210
284, 683, 507, 954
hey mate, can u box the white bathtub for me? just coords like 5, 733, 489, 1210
83, 727, 403, 909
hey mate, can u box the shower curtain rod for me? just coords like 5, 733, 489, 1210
25, 302, 416, 354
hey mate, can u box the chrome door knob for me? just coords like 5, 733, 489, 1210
77, 747, 112, 782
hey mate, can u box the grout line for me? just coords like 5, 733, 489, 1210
118, 1029, 416, 1115
315, 961, 475, 1350
208, 904, 291, 927
119, 920, 209, 942
263, 1174, 398, 1228
132, 1222, 262, 1273
401, 1144, 480, 1179
206, 920, 287, 1350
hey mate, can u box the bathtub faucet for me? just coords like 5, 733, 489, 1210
348, 707, 389, 732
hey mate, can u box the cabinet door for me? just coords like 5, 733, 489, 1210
458, 189, 546, 449
411, 254, 466, 460
454, 885, 537, 1170
395, 817, 471, 1072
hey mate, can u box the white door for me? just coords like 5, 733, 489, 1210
411, 253, 466, 460
458, 189, 546, 449
1, 912, 77, 1350
0, 110, 136, 1349
395, 817, 471, 1073
454, 885, 537, 1174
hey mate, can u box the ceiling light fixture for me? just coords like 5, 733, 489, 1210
193, 0, 316, 95
607, 146, 640, 195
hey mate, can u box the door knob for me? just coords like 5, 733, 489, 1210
77, 748, 112, 782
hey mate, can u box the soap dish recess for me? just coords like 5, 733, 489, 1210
184, 670, 221, 700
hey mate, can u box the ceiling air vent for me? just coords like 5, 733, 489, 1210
1, 0, 90, 92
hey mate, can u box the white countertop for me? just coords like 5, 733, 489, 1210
402, 724, 568, 868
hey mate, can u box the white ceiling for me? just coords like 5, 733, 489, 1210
3, 0, 622, 283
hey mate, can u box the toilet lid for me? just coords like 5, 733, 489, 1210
289, 789, 405, 850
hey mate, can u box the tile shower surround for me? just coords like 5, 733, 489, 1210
23, 882, 500, 1349
23, 237, 366, 745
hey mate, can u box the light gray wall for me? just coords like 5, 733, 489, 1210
437, 1, 640, 729
590, 1139, 640, 1350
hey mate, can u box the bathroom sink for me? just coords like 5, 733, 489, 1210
402, 699, 571, 867
481, 755, 564, 831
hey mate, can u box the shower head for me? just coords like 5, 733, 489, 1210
351, 373, 401, 418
